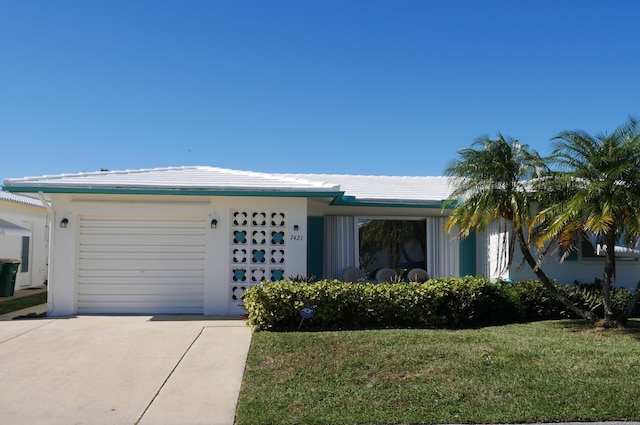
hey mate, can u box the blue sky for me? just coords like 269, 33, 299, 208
1, 0, 639, 180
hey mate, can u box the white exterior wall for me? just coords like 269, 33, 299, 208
495, 219, 640, 289
47, 194, 307, 316
0, 204, 49, 289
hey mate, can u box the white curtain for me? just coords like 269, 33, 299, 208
475, 230, 489, 278
324, 216, 356, 280
425, 217, 460, 278
485, 220, 511, 280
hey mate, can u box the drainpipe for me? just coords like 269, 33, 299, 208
38, 192, 54, 313
38, 192, 53, 214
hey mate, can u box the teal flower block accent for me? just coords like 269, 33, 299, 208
252, 249, 266, 263
271, 269, 284, 281
271, 231, 285, 245
232, 269, 246, 282
233, 230, 247, 244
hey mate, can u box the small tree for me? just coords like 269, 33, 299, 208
535, 116, 640, 326
444, 134, 599, 323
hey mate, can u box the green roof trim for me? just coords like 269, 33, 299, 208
3, 186, 344, 198
3, 185, 459, 208
331, 195, 451, 209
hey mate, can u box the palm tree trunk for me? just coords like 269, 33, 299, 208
602, 232, 617, 322
514, 227, 599, 323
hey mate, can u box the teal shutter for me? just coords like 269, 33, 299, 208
564, 250, 578, 261
307, 216, 324, 280
21, 236, 30, 273
459, 231, 476, 276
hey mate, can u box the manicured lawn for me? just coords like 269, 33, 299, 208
236, 320, 640, 425
0, 292, 47, 315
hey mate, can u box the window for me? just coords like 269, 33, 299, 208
358, 219, 426, 279
581, 233, 639, 260
20, 236, 30, 272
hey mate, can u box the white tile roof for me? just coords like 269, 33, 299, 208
3, 166, 341, 193
281, 174, 455, 204
0, 191, 47, 209
3, 166, 455, 205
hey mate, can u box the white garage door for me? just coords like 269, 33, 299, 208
78, 216, 205, 314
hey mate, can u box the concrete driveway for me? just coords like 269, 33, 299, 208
0, 316, 252, 425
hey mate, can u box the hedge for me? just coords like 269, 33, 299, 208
508, 279, 640, 321
243, 277, 522, 330
243, 277, 640, 331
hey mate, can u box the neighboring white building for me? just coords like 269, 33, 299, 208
0, 191, 49, 290
510, 240, 640, 288
3, 166, 637, 316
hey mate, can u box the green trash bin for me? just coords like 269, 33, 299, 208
0, 259, 21, 297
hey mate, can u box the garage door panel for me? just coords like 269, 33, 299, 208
81, 232, 204, 241
77, 301, 201, 315
78, 293, 203, 303
79, 283, 204, 296
78, 216, 205, 314
80, 225, 205, 235
80, 218, 203, 227
80, 249, 204, 259
79, 270, 203, 279
78, 276, 204, 285
79, 267, 203, 277
80, 236, 204, 247
79, 259, 204, 270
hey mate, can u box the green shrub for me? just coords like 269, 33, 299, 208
243, 277, 640, 331
567, 280, 640, 318
243, 277, 524, 331
503, 279, 640, 321
503, 279, 570, 320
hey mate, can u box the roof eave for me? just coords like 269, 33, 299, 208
0, 199, 49, 213
330, 196, 451, 209
3, 186, 344, 198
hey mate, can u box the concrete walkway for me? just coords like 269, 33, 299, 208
0, 302, 47, 320
0, 315, 252, 425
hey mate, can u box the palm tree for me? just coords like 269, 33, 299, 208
444, 134, 599, 322
535, 116, 640, 326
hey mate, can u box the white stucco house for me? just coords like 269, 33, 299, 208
3, 166, 638, 316
0, 191, 49, 290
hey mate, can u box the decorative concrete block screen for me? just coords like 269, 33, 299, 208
230, 210, 286, 310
